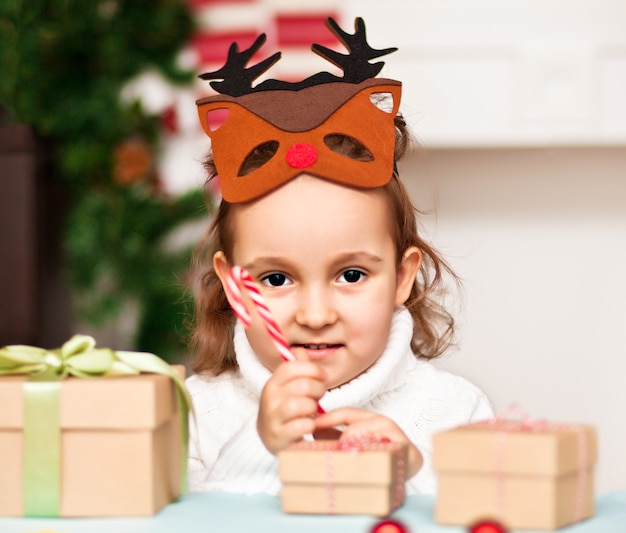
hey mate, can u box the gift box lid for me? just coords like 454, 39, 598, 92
279, 440, 406, 485
433, 421, 597, 477
0, 367, 184, 430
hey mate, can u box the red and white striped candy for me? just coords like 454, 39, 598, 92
227, 265, 325, 414
227, 266, 295, 362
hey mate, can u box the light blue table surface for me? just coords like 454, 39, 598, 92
2, 491, 625, 533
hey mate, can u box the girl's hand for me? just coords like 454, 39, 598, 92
257, 359, 327, 455
313, 408, 424, 478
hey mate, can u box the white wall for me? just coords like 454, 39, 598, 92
400, 147, 626, 493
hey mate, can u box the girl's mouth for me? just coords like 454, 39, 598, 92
291, 344, 342, 359
302, 344, 337, 350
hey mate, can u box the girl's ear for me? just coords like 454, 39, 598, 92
213, 251, 236, 304
395, 246, 422, 306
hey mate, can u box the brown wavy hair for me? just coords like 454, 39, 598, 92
189, 115, 459, 375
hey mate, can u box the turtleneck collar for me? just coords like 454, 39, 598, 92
234, 307, 417, 410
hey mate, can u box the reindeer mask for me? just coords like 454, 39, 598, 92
196, 17, 402, 203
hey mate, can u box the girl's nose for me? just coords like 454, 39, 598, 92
294, 287, 337, 329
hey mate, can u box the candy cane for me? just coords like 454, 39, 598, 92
227, 266, 295, 362
227, 266, 325, 414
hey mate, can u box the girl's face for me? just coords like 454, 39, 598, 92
215, 174, 421, 389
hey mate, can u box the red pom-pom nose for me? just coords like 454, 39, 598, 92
285, 143, 318, 169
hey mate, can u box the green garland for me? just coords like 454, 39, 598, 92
0, 1, 211, 361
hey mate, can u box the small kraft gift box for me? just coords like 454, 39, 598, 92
278, 437, 407, 516
433, 413, 597, 530
0, 335, 190, 517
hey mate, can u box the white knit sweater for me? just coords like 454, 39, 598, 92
186, 308, 493, 494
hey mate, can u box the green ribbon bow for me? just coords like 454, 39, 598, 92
0, 334, 192, 517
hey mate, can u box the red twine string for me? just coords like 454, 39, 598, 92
324, 433, 405, 514
488, 404, 589, 524
487, 403, 548, 431
337, 433, 391, 451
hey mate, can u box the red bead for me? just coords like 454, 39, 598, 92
370, 519, 407, 533
469, 519, 508, 533
285, 143, 317, 169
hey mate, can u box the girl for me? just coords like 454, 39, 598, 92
186, 17, 492, 495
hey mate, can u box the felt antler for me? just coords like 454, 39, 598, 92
199, 34, 281, 97
312, 17, 398, 83
198, 17, 398, 96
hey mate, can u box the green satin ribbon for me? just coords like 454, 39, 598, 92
23, 381, 61, 516
0, 334, 192, 517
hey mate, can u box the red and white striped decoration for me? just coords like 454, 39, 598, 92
187, 0, 344, 98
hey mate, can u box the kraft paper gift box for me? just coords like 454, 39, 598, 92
278, 439, 407, 516
0, 346, 187, 517
433, 419, 597, 530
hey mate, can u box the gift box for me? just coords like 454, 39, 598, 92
0, 336, 189, 517
433, 418, 597, 530
278, 439, 407, 516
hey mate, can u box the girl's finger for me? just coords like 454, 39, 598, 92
281, 417, 317, 441
277, 396, 321, 422
282, 378, 327, 402
270, 359, 326, 386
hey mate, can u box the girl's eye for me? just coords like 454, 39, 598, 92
338, 269, 365, 283
260, 273, 291, 287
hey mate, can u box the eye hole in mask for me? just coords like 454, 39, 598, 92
238, 140, 280, 176
323, 134, 375, 162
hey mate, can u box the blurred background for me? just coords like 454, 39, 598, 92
1, 0, 625, 492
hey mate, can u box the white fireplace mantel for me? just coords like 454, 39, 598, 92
344, 0, 626, 147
